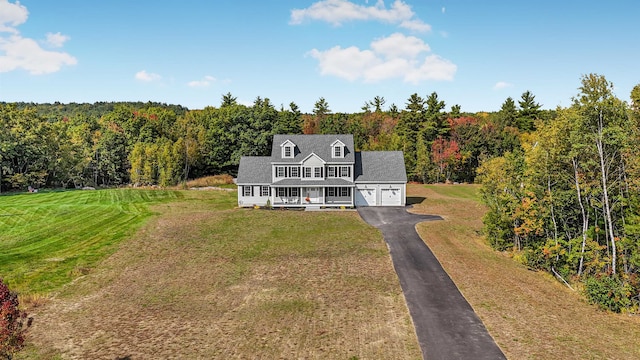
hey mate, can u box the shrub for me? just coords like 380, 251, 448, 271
1, 279, 32, 360
583, 275, 636, 313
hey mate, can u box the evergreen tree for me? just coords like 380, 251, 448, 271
517, 90, 541, 131
220, 92, 237, 107
449, 104, 462, 119
497, 97, 518, 128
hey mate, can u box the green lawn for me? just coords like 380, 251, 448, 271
424, 183, 481, 200
0, 189, 184, 294
15, 189, 419, 359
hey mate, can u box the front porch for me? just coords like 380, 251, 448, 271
271, 186, 354, 207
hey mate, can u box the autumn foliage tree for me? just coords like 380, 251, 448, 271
479, 74, 640, 312
1, 279, 31, 360
431, 137, 461, 182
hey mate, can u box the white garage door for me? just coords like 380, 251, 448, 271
355, 188, 376, 206
381, 188, 401, 206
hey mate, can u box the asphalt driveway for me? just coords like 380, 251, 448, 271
358, 206, 506, 360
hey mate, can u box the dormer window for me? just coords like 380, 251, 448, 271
331, 139, 345, 158
281, 140, 296, 159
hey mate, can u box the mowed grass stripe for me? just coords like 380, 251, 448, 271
1, 192, 140, 249
7, 209, 141, 291
0, 189, 182, 294
0, 203, 101, 249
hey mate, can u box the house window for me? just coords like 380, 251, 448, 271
290, 188, 299, 197
327, 166, 336, 178
282, 143, 295, 158
243, 186, 253, 197
340, 166, 350, 177
261, 186, 269, 196
303, 167, 312, 178
314, 167, 323, 178
340, 187, 350, 197
327, 188, 335, 197
277, 188, 286, 197
276, 166, 286, 178
290, 166, 300, 178
334, 145, 342, 158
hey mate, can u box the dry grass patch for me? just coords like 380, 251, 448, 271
410, 183, 640, 360
22, 190, 420, 359
185, 174, 235, 188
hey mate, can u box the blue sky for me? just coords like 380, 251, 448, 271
1, 0, 638, 113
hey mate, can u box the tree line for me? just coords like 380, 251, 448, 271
479, 74, 640, 312
1, 91, 544, 192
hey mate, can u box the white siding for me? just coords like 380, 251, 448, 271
302, 154, 324, 167
238, 185, 270, 207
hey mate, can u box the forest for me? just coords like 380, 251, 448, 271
1, 73, 639, 311
479, 75, 640, 313
0, 91, 551, 190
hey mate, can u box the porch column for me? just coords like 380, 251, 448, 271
270, 187, 274, 206
351, 186, 355, 207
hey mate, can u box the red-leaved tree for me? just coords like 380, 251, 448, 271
1, 279, 32, 360
431, 137, 462, 182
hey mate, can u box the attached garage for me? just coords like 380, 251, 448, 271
354, 151, 407, 207
355, 188, 377, 207
381, 188, 402, 206
354, 185, 405, 207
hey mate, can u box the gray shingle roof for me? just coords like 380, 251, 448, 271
271, 134, 355, 163
237, 137, 407, 186
354, 151, 407, 183
236, 156, 271, 184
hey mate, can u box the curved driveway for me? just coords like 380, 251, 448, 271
358, 206, 506, 360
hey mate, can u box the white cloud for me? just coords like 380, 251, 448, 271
188, 75, 216, 88
494, 81, 513, 90
291, 0, 431, 32
405, 55, 457, 83
0, 0, 28, 33
400, 19, 431, 32
365, 57, 409, 82
0, 34, 77, 74
309, 46, 380, 81
308, 32, 456, 83
135, 70, 161, 82
44, 32, 69, 48
371, 32, 430, 59
0, 1, 76, 74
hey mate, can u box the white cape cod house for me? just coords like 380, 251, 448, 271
237, 134, 407, 208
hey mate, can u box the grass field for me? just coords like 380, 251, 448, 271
5, 185, 639, 359
8, 189, 419, 359
0, 189, 184, 294
411, 184, 640, 360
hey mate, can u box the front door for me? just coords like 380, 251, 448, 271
305, 187, 320, 204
